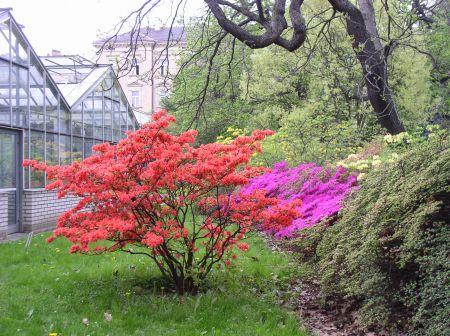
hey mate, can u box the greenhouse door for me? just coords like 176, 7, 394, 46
0, 128, 21, 234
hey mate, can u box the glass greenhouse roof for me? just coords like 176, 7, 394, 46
52, 65, 110, 106
1, 8, 141, 189
41, 55, 96, 84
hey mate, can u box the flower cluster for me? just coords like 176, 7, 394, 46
241, 161, 358, 237
216, 126, 247, 144
336, 152, 400, 180
24, 110, 300, 294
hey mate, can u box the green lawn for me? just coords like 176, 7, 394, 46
0, 233, 307, 336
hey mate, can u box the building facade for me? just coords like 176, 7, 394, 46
0, 9, 139, 239
93, 26, 185, 118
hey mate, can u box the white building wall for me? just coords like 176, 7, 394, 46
95, 42, 183, 117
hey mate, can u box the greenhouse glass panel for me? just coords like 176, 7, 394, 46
112, 86, 120, 141
0, 18, 10, 59
11, 66, 28, 127
83, 96, 93, 137
104, 97, 112, 141
113, 100, 120, 142
0, 131, 15, 188
0, 58, 10, 125
46, 133, 58, 184
93, 85, 103, 139
24, 130, 30, 188
120, 96, 127, 138
72, 103, 82, 136
127, 112, 133, 131
84, 138, 93, 159
45, 80, 59, 132
103, 76, 113, 98
60, 104, 70, 134
29, 131, 45, 188
29, 56, 45, 130
72, 136, 83, 162
46, 133, 58, 166
10, 21, 28, 66
59, 134, 71, 165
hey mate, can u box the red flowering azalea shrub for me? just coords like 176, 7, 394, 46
24, 111, 300, 294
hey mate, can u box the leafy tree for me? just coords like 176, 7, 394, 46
167, 19, 254, 144
100, 0, 447, 139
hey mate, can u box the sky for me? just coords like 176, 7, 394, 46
1, 0, 205, 59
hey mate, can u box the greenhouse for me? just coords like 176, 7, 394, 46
0, 8, 139, 238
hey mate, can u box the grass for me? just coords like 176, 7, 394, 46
0, 233, 308, 336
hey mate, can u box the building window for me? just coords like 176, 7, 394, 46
131, 90, 140, 107
132, 58, 140, 76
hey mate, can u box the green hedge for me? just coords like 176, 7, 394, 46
299, 138, 449, 334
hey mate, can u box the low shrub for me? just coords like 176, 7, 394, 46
337, 125, 448, 180
315, 137, 449, 334
241, 161, 358, 237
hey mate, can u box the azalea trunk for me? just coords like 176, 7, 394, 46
175, 276, 199, 295
165, 259, 199, 295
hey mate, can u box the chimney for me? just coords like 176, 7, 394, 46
51, 49, 61, 56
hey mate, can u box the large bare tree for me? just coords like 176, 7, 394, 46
98, 0, 445, 134
203, 0, 406, 134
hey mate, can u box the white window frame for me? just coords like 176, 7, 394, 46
130, 90, 140, 108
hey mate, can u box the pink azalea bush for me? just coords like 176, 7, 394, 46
241, 161, 358, 237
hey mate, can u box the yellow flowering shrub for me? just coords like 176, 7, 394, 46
216, 126, 247, 144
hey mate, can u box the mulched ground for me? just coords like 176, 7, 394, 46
267, 238, 393, 336
288, 279, 386, 336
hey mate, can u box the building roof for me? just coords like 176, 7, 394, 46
55, 66, 110, 107
41, 55, 96, 84
41, 55, 114, 107
1, 8, 141, 132
93, 26, 185, 46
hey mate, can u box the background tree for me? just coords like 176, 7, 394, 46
203, 0, 410, 133
167, 18, 254, 143
98, 0, 448, 139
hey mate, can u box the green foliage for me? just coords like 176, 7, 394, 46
256, 104, 375, 166
388, 47, 437, 128
313, 137, 450, 334
216, 126, 247, 144
166, 18, 253, 144
336, 126, 448, 179
426, 12, 450, 128
0, 234, 307, 335
168, 0, 448, 171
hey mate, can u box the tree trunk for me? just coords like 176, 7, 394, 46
330, 0, 405, 134
174, 275, 199, 295
204, 0, 406, 134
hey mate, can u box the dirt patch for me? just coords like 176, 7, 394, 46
267, 237, 395, 336
289, 279, 387, 336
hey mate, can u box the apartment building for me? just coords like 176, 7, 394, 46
93, 26, 185, 118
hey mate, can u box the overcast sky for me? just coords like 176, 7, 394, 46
1, 0, 205, 59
